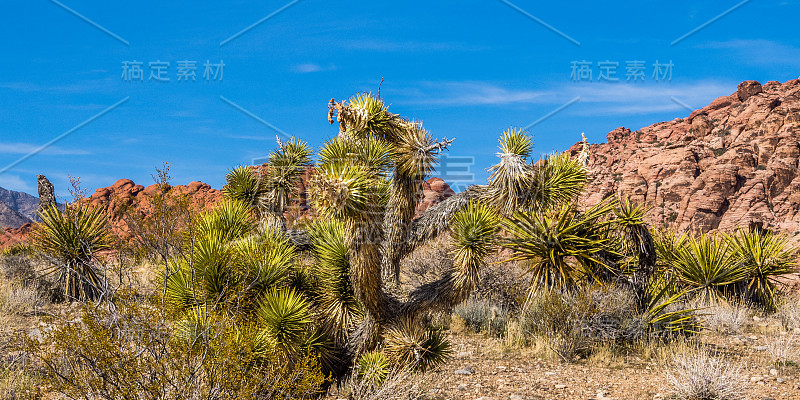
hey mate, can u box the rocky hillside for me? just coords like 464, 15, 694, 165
0, 201, 31, 230
0, 186, 38, 228
572, 78, 800, 234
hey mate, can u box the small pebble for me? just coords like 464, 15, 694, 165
555, 384, 567, 389
455, 369, 473, 375
457, 384, 467, 391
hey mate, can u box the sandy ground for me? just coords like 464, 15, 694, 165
424, 333, 800, 400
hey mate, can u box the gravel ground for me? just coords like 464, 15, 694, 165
423, 333, 800, 400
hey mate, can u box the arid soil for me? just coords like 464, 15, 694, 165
427, 332, 800, 400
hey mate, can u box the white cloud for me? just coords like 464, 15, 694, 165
567, 81, 734, 115
0, 142, 90, 156
698, 39, 800, 67
393, 81, 552, 106
291, 63, 336, 73
0, 174, 33, 192
392, 80, 735, 115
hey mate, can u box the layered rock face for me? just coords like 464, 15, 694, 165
572, 78, 800, 233
85, 179, 224, 238
418, 177, 456, 216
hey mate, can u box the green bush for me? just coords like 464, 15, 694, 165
24, 296, 324, 400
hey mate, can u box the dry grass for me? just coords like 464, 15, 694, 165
764, 333, 799, 366
776, 293, 800, 332
703, 299, 753, 335
0, 368, 41, 400
635, 335, 698, 365
325, 369, 432, 400
664, 350, 749, 400
0, 280, 45, 335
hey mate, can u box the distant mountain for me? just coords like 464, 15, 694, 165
0, 186, 39, 223
0, 200, 32, 229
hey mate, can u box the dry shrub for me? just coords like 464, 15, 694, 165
515, 285, 645, 360
0, 281, 43, 320
453, 296, 508, 336
0, 255, 36, 283
473, 255, 528, 310
328, 368, 432, 400
664, 351, 748, 400
401, 236, 527, 311
776, 294, 800, 332
401, 235, 453, 291
765, 334, 798, 366
703, 299, 753, 335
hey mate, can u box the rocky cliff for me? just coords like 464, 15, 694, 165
0, 201, 32, 230
0, 186, 38, 227
572, 78, 800, 234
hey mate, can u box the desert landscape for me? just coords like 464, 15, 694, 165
2, 79, 800, 400
3, 2, 800, 399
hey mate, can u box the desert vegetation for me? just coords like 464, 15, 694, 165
1, 93, 799, 399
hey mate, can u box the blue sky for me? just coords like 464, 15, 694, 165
1, 0, 799, 199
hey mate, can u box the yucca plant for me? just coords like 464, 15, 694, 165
727, 229, 797, 311
383, 316, 451, 372
653, 227, 688, 275
223, 165, 267, 211
644, 275, 701, 335
672, 234, 748, 305
32, 203, 111, 301
502, 198, 621, 292
614, 200, 657, 307
257, 288, 313, 356
357, 352, 390, 386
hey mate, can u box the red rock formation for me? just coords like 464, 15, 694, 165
573, 78, 800, 234
84, 178, 223, 239
0, 223, 33, 249
417, 177, 456, 216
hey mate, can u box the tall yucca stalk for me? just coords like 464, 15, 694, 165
727, 229, 796, 311
32, 203, 111, 301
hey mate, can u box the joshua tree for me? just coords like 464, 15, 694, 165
215, 92, 598, 371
